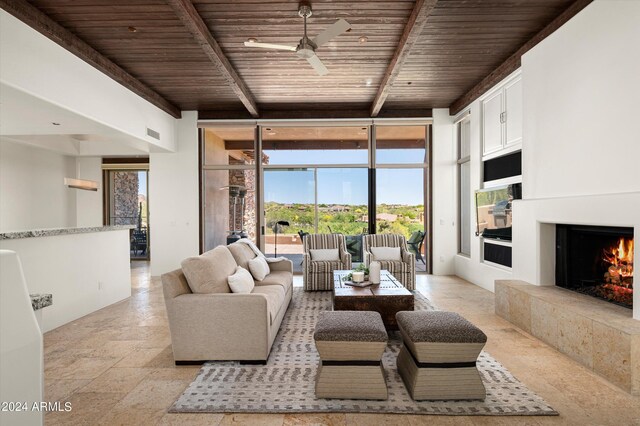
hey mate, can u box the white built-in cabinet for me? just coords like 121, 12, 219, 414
481, 73, 522, 158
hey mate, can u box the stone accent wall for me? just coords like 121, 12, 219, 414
113, 171, 139, 226
228, 157, 256, 240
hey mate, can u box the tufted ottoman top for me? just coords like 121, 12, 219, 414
396, 311, 487, 344
314, 311, 388, 343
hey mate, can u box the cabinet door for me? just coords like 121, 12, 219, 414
482, 90, 503, 156
504, 77, 522, 147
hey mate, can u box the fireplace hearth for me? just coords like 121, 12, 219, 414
556, 225, 634, 309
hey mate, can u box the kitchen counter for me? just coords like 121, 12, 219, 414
30, 294, 52, 311
0, 225, 133, 240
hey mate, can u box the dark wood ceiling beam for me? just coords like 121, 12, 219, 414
0, 0, 181, 119
225, 139, 426, 151
370, 0, 438, 117
449, 0, 593, 115
166, 0, 259, 118
199, 107, 432, 120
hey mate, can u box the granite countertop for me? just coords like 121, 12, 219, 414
0, 225, 134, 240
30, 294, 52, 311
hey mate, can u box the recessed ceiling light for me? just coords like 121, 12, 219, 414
128, 26, 137, 33
52, 122, 61, 126
247, 37, 258, 43
359, 36, 368, 44
365, 78, 372, 86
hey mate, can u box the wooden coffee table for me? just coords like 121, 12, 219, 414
332, 270, 414, 330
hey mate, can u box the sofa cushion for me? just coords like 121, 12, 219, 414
371, 246, 401, 261
227, 242, 256, 269
256, 270, 293, 294
251, 285, 285, 324
181, 246, 236, 294
248, 256, 270, 281
310, 248, 340, 261
228, 266, 255, 294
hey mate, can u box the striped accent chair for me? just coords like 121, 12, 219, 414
363, 234, 415, 290
303, 234, 352, 291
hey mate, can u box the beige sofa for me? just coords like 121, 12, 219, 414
161, 242, 293, 364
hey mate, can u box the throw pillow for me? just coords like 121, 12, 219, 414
181, 246, 235, 294
228, 266, 255, 294
370, 246, 402, 261
248, 256, 270, 281
309, 248, 340, 261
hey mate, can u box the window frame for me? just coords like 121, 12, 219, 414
456, 113, 472, 257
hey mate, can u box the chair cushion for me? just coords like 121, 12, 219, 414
227, 242, 257, 269
251, 285, 285, 324
371, 246, 401, 261
227, 266, 254, 294
310, 260, 343, 273
396, 311, 487, 344
181, 246, 236, 294
377, 260, 409, 272
256, 270, 293, 294
248, 256, 270, 281
314, 311, 388, 343
310, 248, 340, 261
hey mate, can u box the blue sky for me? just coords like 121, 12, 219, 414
263, 148, 425, 205
138, 171, 147, 195
264, 168, 424, 206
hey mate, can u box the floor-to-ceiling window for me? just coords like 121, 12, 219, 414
200, 120, 431, 273
201, 126, 258, 252
261, 125, 369, 269
374, 125, 429, 272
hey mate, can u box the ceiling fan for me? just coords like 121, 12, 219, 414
243, 1, 351, 76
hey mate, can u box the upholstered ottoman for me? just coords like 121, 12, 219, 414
396, 311, 487, 400
313, 311, 388, 400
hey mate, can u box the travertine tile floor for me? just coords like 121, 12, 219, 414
44, 261, 640, 425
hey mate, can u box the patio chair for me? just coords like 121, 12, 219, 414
407, 230, 426, 265
303, 234, 351, 291
297, 230, 310, 265
363, 234, 415, 290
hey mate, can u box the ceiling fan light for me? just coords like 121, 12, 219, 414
247, 37, 258, 43
359, 36, 368, 43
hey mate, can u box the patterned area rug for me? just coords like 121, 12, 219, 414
170, 288, 558, 416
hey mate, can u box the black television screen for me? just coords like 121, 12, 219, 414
475, 183, 521, 241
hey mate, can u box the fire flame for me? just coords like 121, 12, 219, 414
603, 237, 634, 279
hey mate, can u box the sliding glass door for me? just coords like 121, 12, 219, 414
263, 167, 368, 263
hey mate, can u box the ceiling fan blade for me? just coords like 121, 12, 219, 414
243, 41, 297, 51
306, 54, 328, 76
312, 19, 351, 47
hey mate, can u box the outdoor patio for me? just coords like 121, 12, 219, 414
265, 242, 427, 274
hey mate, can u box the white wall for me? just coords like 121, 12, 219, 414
75, 157, 103, 227
0, 230, 132, 332
511, 0, 640, 319
0, 141, 105, 232
149, 111, 200, 276
0, 140, 77, 231
0, 10, 176, 153
521, 0, 640, 199
431, 109, 457, 275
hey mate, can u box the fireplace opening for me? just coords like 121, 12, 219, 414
556, 225, 634, 309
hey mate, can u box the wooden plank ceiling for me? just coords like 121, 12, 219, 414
21, 0, 580, 116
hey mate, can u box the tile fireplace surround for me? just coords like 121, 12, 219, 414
496, 192, 640, 394
496, 280, 639, 395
